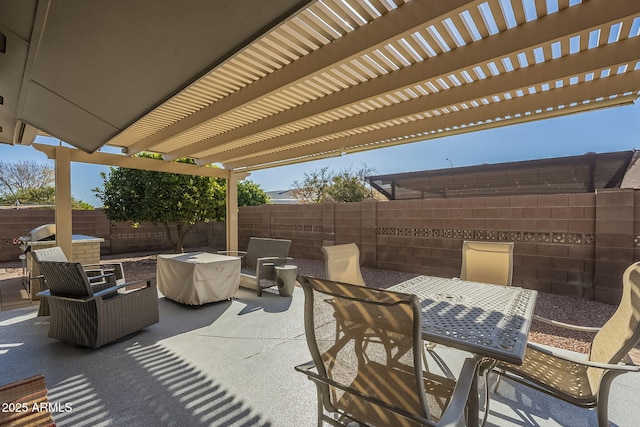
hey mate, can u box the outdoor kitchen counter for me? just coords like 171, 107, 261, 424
25, 234, 105, 246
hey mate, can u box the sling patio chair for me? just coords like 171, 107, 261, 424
295, 276, 481, 427
426, 241, 515, 354
322, 243, 436, 374
321, 243, 380, 351
459, 241, 514, 286
37, 260, 159, 348
322, 243, 365, 286
492, 261, 640, 427
219, 237, 291, 296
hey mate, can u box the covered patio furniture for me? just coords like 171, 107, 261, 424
460, 241, 514, 286
321, 243, 365, 286
156, 252, 241, 305
295, 275, 480, 427
493, 261, 640, 427
219, 237, 291, 296
37, 260, 159, 348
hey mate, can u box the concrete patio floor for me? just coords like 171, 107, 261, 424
2, 283, 640, 426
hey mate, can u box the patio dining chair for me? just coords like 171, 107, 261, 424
295, 276, 481, 427
493, 261, 640, 427
427, 241, 515, 354
37, 260, 159, 348
460, 241, 514, 286
322, 243, 366, 286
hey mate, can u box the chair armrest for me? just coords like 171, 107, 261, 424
532, 314, 601, 333
86, 273, 116, 283
256, 257, 291, 279
217, 250, 247, 258
257, 256, 292, 266
36, 290, 93, 303
526, 342, 640, 372
38, 278, 155, 301
85, 262, 124, 274
83, 263, 102, 269
437, 357, 481, 427
93, 277, 156, 298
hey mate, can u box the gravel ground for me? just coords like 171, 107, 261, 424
4, 248, 618, 354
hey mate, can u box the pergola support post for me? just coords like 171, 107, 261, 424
54, 146, 73, 260
226, 172, 240, 252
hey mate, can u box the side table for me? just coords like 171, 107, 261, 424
275, 265, 297, 296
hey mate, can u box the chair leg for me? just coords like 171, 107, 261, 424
317, 392, 324, 427
492, 369, 503, 393
421, 342, 430, 372
597, 372, 617, 427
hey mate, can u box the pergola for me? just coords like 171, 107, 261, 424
1, 0, 639, 259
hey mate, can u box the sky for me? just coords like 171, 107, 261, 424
1, 101, 639, 207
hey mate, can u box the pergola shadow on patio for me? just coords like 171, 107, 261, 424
2, 286, 640, 426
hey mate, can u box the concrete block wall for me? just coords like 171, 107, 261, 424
0, 209, 212, 262
241, 204, 325, 258
236, 191, 629, 303
595, 189, 635, 305
109, 221, 210, 254
1, 188, 638, 304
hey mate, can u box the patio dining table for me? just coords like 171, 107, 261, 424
389, 276, 538, 365
389, 276, 538, 426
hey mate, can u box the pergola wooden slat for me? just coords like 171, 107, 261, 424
1, 0, 639, 258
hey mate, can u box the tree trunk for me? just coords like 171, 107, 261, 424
176, 223, 195, 253
162, 222, 194, 253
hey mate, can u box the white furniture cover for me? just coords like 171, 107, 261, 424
157, 252, 241, 305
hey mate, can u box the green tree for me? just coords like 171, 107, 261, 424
0, 160, 54, 197
291, 166, 333, 204
93, 154, 269, 252
238, 180, 270, 206
0, 160, 94, 209
291, 165, 375, 203
327, 166, 375, 203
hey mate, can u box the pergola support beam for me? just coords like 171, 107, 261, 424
34, 144, 248, 256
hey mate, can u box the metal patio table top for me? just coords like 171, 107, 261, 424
390, 276, 538, 365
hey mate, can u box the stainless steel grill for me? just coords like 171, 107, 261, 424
27, 224, 56, 242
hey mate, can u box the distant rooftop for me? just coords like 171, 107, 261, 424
368, 151, 640, 201
266, 190, 298, 204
